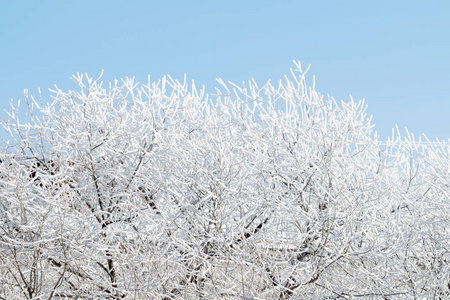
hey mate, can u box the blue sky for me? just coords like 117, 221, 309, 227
1, 0, 449, 141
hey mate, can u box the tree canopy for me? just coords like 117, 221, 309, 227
1, 62, 449, 299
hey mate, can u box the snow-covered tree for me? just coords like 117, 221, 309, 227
1, 63, 449, 299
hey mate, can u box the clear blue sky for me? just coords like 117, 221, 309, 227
1, 0, 449, 141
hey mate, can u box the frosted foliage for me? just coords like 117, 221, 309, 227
0, 62, 449, 299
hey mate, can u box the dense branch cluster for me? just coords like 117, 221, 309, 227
0, 63, 449, 299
